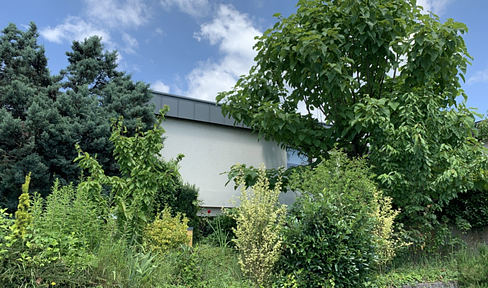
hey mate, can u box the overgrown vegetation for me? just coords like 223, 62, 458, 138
275, 151, 408, 287
217, 0, 488, 250
2, 0, 488, 286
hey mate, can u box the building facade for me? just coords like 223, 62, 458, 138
149, 91, 295, 214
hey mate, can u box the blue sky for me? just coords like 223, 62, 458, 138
1, 0, 487, 118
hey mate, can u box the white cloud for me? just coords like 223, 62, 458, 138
186, 5, 261, 101
84, 0, 150, 28
152, 80, 171, 93
468, 65, 488, 85
40, 16, 114, 48
160, 0, 210, 18
416, 0, 453, 15
121, 32, 139, 54
155, 27, 164, 35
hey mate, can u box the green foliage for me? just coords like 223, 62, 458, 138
457, 244, 488, 287
216, 0, 486, 253
278, 151, 400, 287
143, 207, 189, 253
217, 0, 471, 159
441, 189, 488, 229
229, 164, 287, 287
354, 90, 488, 248
12, 173, 32, 238
202, 213, 237, 248
222, 163, 307, 192
0, 179, 106, 287
477, 118, 488, 141
0, 22, 156, 211
163, 181, 201, 238
75, 106, 185, 244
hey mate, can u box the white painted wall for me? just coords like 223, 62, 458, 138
160, 117, 294, 211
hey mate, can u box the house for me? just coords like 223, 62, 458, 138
149, 91, 296, 215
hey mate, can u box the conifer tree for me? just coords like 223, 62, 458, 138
0, 22, 156, 210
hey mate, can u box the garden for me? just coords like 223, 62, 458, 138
2, 0, 488, 287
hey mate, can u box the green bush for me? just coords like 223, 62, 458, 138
171, 182, 201, 237
143, 207, 190, 253
277, 151, 400, 287
200, 212, 237, 248
442, 189, 488, 229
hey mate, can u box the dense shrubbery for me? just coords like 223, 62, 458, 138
275, 151, 406, 287
0, 108, 220, 287
442, 189, 488, 229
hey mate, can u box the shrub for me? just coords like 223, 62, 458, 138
442, 189, 488, 229
170, 182, 201, 237
143, 207, 190, 253
11, 173, 32, 238
277, 150, 404, 287
371, 190, 410, 271
228, 164, 287, 287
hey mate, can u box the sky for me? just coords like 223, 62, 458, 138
1, 0, 487, 118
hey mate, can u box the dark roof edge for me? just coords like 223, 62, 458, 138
150, 90, 250, 129
151, 90, 222, 106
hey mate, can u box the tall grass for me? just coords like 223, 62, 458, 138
457, 244, 488, 287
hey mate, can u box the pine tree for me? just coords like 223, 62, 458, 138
0, 23, 156, 210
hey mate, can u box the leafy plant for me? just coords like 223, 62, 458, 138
278, 150, 405, 287
228, 164, 287, 287
354, 90, 488, 249
143, 207, 190, 253
75, 106, 184, 244
203, 213, 236, 248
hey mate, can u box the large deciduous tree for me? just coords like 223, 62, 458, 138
217, 0, 471, 158
0, 22, 155, 210
217, 0, 488, 242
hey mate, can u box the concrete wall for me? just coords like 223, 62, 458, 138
159, 117, 293, 212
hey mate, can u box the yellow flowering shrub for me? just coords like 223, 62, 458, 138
143, 207, 189, 253
371, 189, 411, 269
228, 164, 287, 287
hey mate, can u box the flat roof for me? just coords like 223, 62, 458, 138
150, 91, 249, 129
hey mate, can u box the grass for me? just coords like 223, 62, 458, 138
374, 243, 488, 288
375, 254, 459, 288
86, 240, 251, 288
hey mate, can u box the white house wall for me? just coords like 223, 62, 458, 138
159, 117, 294, 210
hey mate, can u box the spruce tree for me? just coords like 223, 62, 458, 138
0, 23, 156, 210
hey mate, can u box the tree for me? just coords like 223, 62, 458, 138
0, 22, 156, 210
217, 0, 488, 244
217, 0, 471, 159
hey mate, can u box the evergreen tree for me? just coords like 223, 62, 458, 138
0, 23, 156, 210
